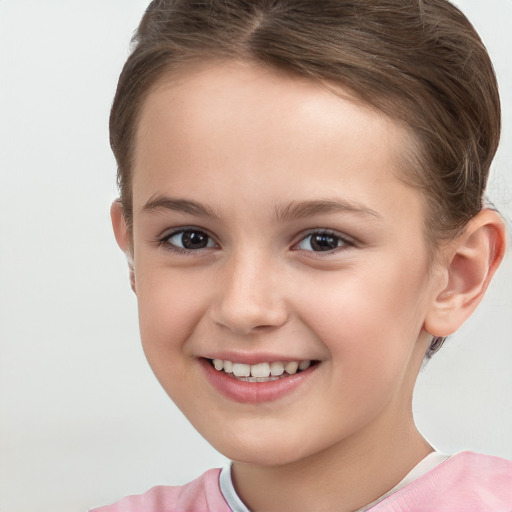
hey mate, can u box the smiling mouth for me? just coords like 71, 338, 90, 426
208, 358, 317, 382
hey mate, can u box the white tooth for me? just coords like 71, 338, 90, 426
284, 361, 299, 375
240, 376, 280, 383
223, 360, 234, 373
233, 363, 251, 377
270, 361, 285, 376
299, 360, 311, 371
213, 359, 224, 371
250, 362, 270, 378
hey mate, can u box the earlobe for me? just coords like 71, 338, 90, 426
424, 209, 506, 337
110, 200, 136, 293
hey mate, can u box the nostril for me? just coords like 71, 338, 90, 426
211, 302, 289, 335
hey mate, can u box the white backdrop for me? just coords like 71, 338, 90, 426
0, 1, 510, 511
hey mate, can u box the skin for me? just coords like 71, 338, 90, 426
112, 60, 506, 511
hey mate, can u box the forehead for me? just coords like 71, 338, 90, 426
132, 60, 424, 227
136, 60, 403, 144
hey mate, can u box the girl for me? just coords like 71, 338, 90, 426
94, 0, 511, 510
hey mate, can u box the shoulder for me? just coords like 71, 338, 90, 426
450, 451, 512, 473
373, 452, 512, 512
89, 468, 230, 512
436, 451, 512, 491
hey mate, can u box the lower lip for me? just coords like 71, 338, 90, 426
200, 359, 318, 403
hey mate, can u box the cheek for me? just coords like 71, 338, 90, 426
295, 256, 428, 365
135, 263, 209, 359
134, 265, 215, 410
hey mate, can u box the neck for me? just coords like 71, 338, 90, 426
231, 411, 432, 512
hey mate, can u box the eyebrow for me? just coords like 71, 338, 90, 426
142, 195, 383, 223
142, 195, 222, 220
273, 199, 383, 223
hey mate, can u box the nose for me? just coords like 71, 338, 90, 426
211, 252, 289, 335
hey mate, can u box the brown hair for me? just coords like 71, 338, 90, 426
110, 0, 501, 357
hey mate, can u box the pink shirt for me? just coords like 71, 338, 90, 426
90, 451, 512, 511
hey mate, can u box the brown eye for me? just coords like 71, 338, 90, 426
297, 231, 351, 252
311, 234, 339, 251
167, 230, 215, 250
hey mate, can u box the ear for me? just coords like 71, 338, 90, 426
424, 209, 506, 337
110, 200, 136, 293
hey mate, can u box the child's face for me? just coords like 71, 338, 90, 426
123, 60, 442, 465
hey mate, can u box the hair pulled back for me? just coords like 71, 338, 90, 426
110, 0, 501, 358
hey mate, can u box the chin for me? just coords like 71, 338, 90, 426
221, 444, 303, 467
202, 425, 322, 467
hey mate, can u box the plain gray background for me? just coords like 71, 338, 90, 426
0, 1, 510, 511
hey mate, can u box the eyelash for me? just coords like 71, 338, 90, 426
294, 229, 355, 255
157, 227, 218, 256
157, 228, 355, 256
